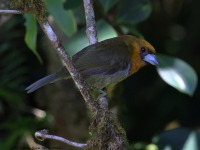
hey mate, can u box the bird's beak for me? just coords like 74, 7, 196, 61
143, 54, 158, 65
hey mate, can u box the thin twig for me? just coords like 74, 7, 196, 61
83, 0, 98, 44
0, 9, 22, 14
35, 130, 87, 148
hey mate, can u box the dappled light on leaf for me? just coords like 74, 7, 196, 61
156, 54, 198, 96
182, 132, 198, 150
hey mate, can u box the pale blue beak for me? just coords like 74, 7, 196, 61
143, 54, 158, 65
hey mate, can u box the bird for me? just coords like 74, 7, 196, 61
26, 35, 158, 94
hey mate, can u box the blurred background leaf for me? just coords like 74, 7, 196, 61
65, 19, 118, 56
154, 128, 200, 150
0, 14, 47, 150
46, 0, 77, 36
157, 54, 198, 96
182, 131, 198, 150
64, 0, 82, 10
117, 0, 152, 25
99, 0, 119, 13
24, 14, 42, 63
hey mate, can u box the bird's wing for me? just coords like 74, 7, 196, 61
72, 38, 132, 76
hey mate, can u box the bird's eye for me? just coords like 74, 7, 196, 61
140, 47, 147, 53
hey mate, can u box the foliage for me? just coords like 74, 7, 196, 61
0, 18, 26, 101
0, 16, 47, 149
45, 0, 77, 36
24, 14, 42, 62
1, 0, 200, 149
157, 54, 198, 96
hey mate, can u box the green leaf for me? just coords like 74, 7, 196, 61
64, 19, 118, 56
182, 132, 198, 150
156, 54, 198, 96
45, 0, 77, 36
64, 0, 82, 9
24, 14, 42, 63
0, 88, 21, 101
117, 0, 152, 25
99, 0, 119, 13
120, 25, 144, 38
1, 118, 41, 149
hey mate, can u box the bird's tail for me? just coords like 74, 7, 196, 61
25, 68, 70, 93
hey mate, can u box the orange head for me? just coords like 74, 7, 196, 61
124, 36, 158, 75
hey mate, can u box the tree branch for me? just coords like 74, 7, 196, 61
0, 9, 22, 14
35, 130, 87, 148
83, 0, 98, 44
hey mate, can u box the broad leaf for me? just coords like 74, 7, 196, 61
156, 54, 198, 96
64, 0, 82, 9
153, 128, 198, 149
182, 132, 199, 150
99, 0, 119, 13
64, 20, 118, 56
120, 25, 144, 38
24, 14, 42, 62
117, 0, 152, 25
46, 0, 77, 36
